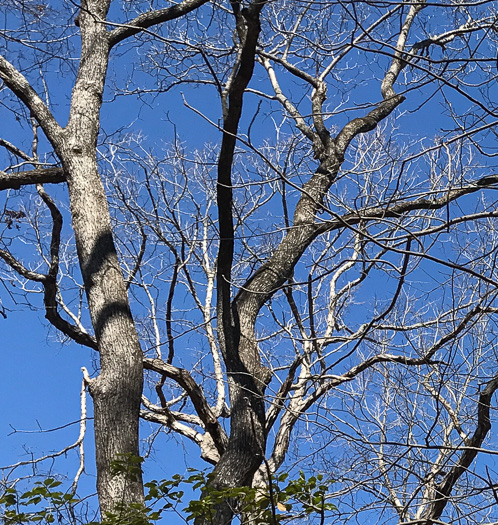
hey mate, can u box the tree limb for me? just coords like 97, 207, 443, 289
108, 0, 210, 47
143, 357, 228, 456
0, 167, 66, 190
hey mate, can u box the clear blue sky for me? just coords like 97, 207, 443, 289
2, 2, 498, 524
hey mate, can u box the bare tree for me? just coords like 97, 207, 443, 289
0, 0, 210, 516
1, 0, 498, 524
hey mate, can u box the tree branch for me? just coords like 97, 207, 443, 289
421, 372, 498, 524
0, 55, 62, 143
108, 0, 210, 47
143, 357, 228, 456
0, 167, 66, 190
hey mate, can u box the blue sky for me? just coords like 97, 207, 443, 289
0, 305, 205, 522
1, 0, 498, 524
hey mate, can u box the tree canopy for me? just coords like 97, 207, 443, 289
1, 0, 498, 523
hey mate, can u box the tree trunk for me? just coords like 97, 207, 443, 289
197, 3, 269, 524
59, 0, 145, 513
63, 154, 145, 514
58, 0, 145, 514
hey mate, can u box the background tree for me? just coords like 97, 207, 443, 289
1, 0, 498, 524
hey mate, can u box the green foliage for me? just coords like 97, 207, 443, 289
110, 453, 145, 483
1, 462, 336, 524
0, 478, 79, 524
144, 467, 336, 524
98, 502, 151, 525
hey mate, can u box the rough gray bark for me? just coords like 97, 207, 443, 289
0, 0, 146, 511
206, 2, 270, 523
201, 1, 406, 523
56, 2, 145, 511
2, 2, 498, 524
0, 167, 65, 190
0, 0, 209, 516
